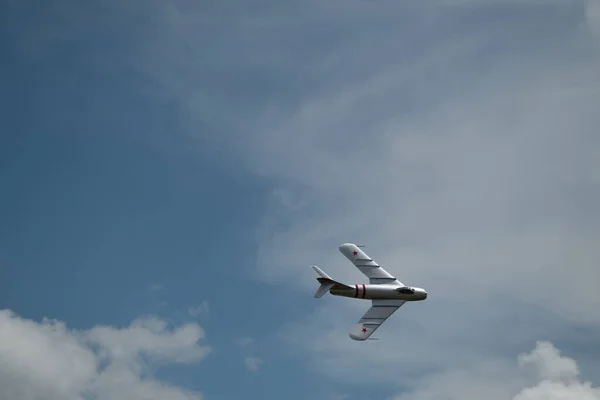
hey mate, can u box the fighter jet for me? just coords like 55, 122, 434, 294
311, 243, 427, 341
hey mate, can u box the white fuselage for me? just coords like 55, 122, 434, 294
330, 284, 428, 301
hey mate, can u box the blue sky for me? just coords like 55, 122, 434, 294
1, 1, 600, 400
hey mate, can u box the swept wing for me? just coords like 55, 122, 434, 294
349, 299, 406, 340
338, 243, 402, 285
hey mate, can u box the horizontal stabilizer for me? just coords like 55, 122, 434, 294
314, 282, 334, 298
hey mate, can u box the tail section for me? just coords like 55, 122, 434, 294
311, 266, 351, 298
312, 265, 333, 280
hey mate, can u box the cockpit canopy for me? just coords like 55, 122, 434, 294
395, 286, 415, 294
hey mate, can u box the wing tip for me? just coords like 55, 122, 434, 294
349, 323, 371, 341
339, 243, 362, 257
339, 242, 365, 248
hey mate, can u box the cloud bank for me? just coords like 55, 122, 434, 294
0, 309, 209, 400
393, 341, 600, 400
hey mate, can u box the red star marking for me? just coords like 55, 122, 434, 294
353, 251, 358, 256
362, 327, 367, 333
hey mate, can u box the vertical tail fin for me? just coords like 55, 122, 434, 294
312, 265, 332, 280
311, 265, 348, 298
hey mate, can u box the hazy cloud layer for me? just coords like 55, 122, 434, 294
0, 309, 209, 400
215, 6, 600, 393
112, 0, 599, 395
186, 0, 600, 395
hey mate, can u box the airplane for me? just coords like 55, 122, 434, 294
311, 242, 427, 341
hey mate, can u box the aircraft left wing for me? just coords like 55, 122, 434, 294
338, 243, 402, 285
349, 299, 406, 340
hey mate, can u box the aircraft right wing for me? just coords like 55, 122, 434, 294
349, 299, 406, 341
338, 243, 402, 285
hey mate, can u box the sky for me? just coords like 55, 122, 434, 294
1, 0, 600, 399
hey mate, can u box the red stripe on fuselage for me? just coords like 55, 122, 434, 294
362, 284, 366, 299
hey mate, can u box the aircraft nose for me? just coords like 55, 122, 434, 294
423, 292, 428, 299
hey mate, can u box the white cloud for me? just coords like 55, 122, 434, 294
517, 341, 580, 383
0, 309, 209, 400
237, 338, 262, 372
188, 301, 210, 317
392, 341, 600, 400
244, 357, 264, 372
514, 380, 600, 400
